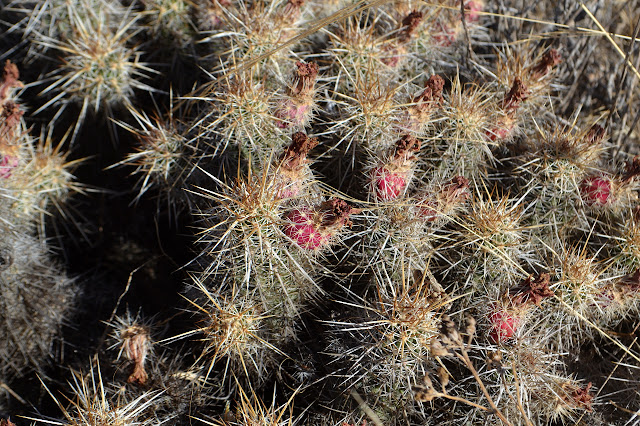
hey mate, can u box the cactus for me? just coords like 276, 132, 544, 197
2, 1, 640, 425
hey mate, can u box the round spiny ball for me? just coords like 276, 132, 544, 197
326, 13, 396, 87
613, 208, 640, 269
205, 384, 299, 426
38, 363, 166, 426
326, 268, 444, 424
197, 73, 283, 161
332, 73, 403, 159
437, 77, 495, 178
8, 133, 83, 222
118, 110, 193, 206
493, 45, 562, 108
18, 0, 129, 56
517, 124, 605, 227
0, 228, 76, 379
140, 0, 196, 49
355, 203, 434, 278
41, 7, 151, 125
540, 245, 608, 350
189, 284, 277, 386
211, 0, 310, 73
194, 160, 316, 289
452, 191, 531, 282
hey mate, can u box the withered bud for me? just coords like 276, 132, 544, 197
436, 366, 450, 388
0, 420, 16, 426
318, 198, 360, 229
393, 134, 421, 161
414, 75, 445, 111
621, 156, 640, 183
429, 338, 451, 357
439, 314, 462, 346
563, 382, 594, 412
413, 386, 440, 402
1, 102, 24, 129
502, 77, 529, 112
279, 132, 318, 171
464, 315, 476, 338
443, 176, 470, 204
0, 61, 23, 101
120, 325, 151, 385
509, 273, 554, 307
582, 124, 605, 146
399, 11, 423, 41
289, 61, 319, 98
530, 49, 562, 79
486, 350, 503, 369
413, 374, 442, 402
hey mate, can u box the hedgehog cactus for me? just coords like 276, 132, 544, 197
3, 1, 640, 425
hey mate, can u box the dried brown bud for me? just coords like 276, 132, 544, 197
289, 61, 319, 98
399, 11, 423, 41
502, 77, 529, 112
443, 176, 470, 204
562, 382, 594, 412
279, 132, 318, 171
319, 198, 360, 229
393, 134, 421, 161
509, 273, 554, 307
0, 60, 23, 101
0, 419, 16, 426
530, 49, 562, 79
440, 314, 462, 346
120, 325, 151, 385
436, 366, 450, 388
486, 350, 502, 369
413, 374, 442, 402
464, 315, 476, 338
1, 102, 23, 129
429, 338, 451, 357
414, 75, 445, 110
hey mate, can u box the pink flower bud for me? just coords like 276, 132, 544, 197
580, 176, 612, 205
0, 154, 18, 179
417, 176, 469, 221
274, 100, 311, 129
284, 199, 359, 250
488, 309, 519, 343
465, 1, 484, 23
486, 124, 512, 142
274, 62, 318, 129
372, 167, 407, 201
284, 207, 327, 250
370, 135, 420, 202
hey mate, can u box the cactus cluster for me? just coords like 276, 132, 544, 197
2, 0, 640, 425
